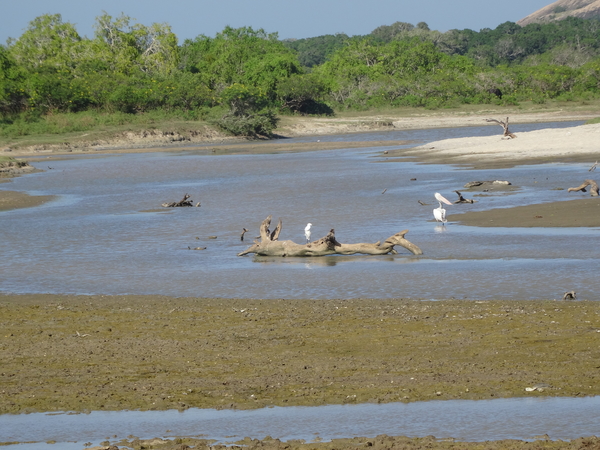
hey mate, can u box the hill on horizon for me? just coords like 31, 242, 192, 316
518, 0, 600, 25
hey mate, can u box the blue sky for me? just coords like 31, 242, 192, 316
3, 0, 554, 44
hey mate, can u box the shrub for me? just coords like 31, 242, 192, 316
214, 83, 279, 137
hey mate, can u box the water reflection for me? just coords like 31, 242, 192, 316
434, 224, 448, 234
3, 396, 600, 450
255, 255, 400, 268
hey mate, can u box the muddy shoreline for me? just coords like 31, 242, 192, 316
5, 294, 599, 414
2, 294, 599, 449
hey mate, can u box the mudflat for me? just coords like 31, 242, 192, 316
0, 190, 54, 211
2, 294, 599, 448
2, 294, 599, 414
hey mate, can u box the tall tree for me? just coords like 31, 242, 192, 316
0, 46, 27, 115
180, 26, 301, 96
7, 14, 81, 69
92, 12, 179, 75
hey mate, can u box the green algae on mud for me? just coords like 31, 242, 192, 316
1, 294, 599, 415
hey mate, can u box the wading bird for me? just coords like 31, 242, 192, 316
433, 193, 452, 223
304, 223, 312, 243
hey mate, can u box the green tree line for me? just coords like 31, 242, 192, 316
1, 13, 600, 137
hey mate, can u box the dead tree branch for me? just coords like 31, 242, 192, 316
567, 179, 599, 197
162, 193, 199, 207
453, 190, 476, 204
485, 117, 516, 139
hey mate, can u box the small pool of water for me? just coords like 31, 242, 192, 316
2, 396, 600, 449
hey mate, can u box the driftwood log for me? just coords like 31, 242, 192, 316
238, 215, 423, 257
567, 179, 599, 197
485, 117, 516, 139
162, 193, 200, 207
453, 190, 476, 204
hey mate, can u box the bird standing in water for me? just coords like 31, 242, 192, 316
433, 193, 452, 223
304, 223, 312, 243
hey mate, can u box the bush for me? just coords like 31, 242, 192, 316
276, 74, 333, 115
214, 83, 279, 137
215, 110, 279, 137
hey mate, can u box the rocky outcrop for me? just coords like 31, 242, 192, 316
517, 0, 600, 26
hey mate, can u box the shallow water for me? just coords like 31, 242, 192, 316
2, 121, 599, 449
1, 120, 598, 300
3, 396, 600, 449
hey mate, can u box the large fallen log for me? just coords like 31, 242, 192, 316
238, 215, 423, 257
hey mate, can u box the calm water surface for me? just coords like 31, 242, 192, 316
1, 121, 598, 300
2, 397, 600, 449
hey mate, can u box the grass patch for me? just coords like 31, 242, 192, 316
0, 110, 222, 151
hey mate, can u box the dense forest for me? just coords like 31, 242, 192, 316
1, 13, 599, 138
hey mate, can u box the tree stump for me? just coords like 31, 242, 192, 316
238, 215, 423, 257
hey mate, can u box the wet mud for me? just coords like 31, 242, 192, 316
2, 295, 599, 449
2, 294, 599, 415
87, 434, 600, 450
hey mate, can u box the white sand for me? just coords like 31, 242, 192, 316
409, 122, 600, 163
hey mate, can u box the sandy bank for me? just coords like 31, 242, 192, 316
2, 108, 597, 158
0, 190, 54, 211
401, 122, 600, 168
452, 197, 600, 227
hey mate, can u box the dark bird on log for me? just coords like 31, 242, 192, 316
324, 228, 342, 248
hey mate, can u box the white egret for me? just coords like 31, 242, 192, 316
304, 223, 312, 243
433, 192, 452, 223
